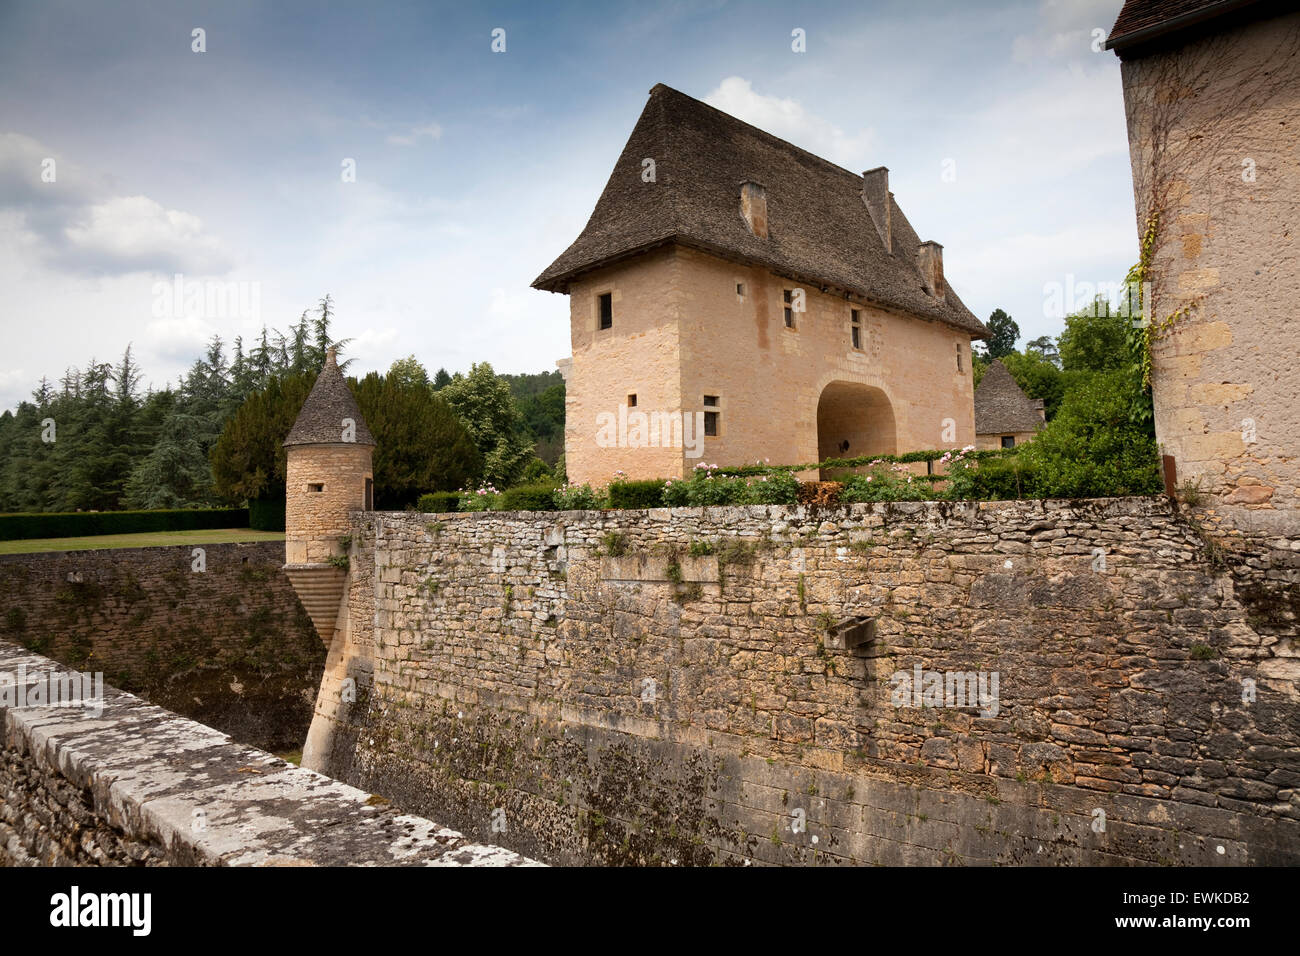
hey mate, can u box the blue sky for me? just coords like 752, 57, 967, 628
0, 0, 1135, 411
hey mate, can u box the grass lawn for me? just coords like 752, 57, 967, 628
0, 528, 285, 555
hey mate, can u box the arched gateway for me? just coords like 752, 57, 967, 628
816, 381, 896, 478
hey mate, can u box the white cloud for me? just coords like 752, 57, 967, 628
947, 220, 1137, 329
0, 133, 234, 277
387, 122, 443, 146
143, 313, 220, 362
702, 77, 875, 170
64, 195, 232, 275
1012, 0, 1125, 64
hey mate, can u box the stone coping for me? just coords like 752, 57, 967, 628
0, 641, 540, 867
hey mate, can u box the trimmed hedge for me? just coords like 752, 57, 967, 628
0, 508, 251, 542
498, 483, 559, 512
416, 492, 461, 514
249, 497, 286, 532
607, 479, 667, 509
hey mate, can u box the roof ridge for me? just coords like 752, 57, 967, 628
649, 83, 871, 184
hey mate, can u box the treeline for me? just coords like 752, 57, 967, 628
0, 296, 566, 514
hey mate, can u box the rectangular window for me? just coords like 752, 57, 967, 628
627, 393, 637, 407
703, 395, 719, 437
783, 289, 794, 328
308, 483, 324, 493
736, 282, 745, 296
1001, 435, 1015, 449
364, 477, 374, 511
956, 342, 963, 371
598, 292, 613, 330
851, 308, 862, 350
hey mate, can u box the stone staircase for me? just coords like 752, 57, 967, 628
283, 565, 347, 646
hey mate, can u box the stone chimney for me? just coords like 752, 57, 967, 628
861, 167, 892, 254
917, 240, 945, 302
740, 182, 768, 238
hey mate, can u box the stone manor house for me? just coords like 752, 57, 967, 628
533, 84, 989, 486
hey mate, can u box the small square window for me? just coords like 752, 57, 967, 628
598, 292, 613, 330
1001, 436, 1015, 449
703, 395, 719, 407
627, 393, 637, 407
308, 482, 324, 493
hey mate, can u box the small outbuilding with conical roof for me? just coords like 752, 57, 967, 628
282, 348, 374, 646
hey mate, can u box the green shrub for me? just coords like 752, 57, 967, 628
1016, 371, 1162, 498
743, 470, 800, 504
520, 458, 554, 483
941, 448, 1030, 501
248, 497, 286, 531
661, 465, 800, 507
416, 491, 461, 514
499, 483, 559, 512
0, 508, 250, 542
607, 479, 667, 509
458, 485, 501, 512
662, 477, 691, 507
553, 483, 606, 510
841, 464, 936, 503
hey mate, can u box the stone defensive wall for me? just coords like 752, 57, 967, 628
0, 542, 324, 753
306, 497, 1299, 865
0, 641, 536, 866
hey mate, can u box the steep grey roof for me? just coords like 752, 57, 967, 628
974, 360, 1046, 435
1107, 0, 1277, 56
284, 349, 375, 447
532, 84, 988, 338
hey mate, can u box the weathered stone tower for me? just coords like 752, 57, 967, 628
282, 348, 374, 646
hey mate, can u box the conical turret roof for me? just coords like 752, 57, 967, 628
284, 348, 375, 447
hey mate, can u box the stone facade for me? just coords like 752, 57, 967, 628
536, 84, 985, 487
563, 246, 975, 485
0, 542, 322, 752
303, 499, 1299, 865
285, 444, 373, 566
1114, 10, 1300, 525
0, 642, 537, 866
974, 430, 1039, 452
